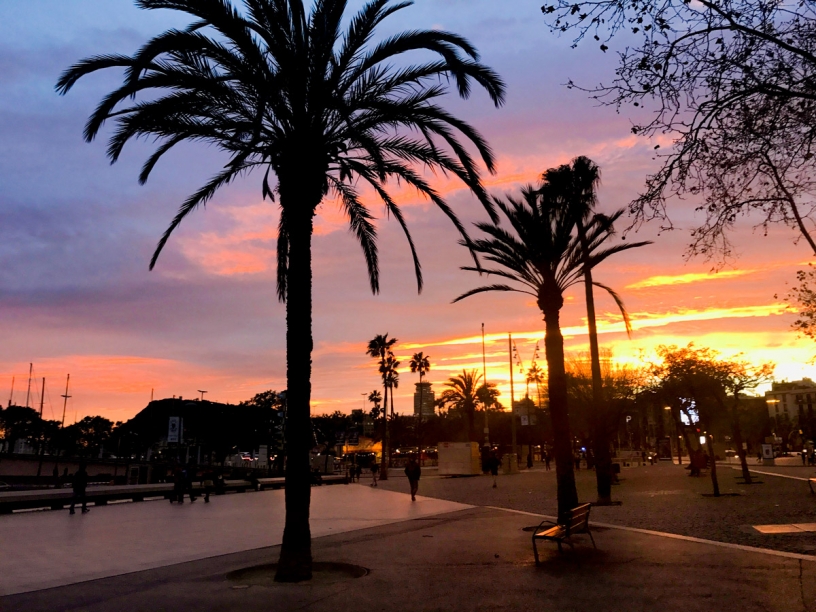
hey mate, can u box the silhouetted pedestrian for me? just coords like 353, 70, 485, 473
171, 465, 184, 503
404, 456, 421, 501
544, 451, 551, 471
52, 465, 60, 489
370, 462, 379, 486
69, 462, 89, 515
489, 454, 500, 488
527, 451, 533, 469
185, 466, 198, 502
202, 469, 214, 503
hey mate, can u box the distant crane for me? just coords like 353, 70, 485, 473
197, 390, 208, 401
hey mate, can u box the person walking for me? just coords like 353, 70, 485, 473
185, 465, 198, 502
489, 453, 500, 488
526, 451, 533, 470
52, 464, 60, 489
171, 464, 185, 503
544, 450, 551, 471
404, 456, 421, 501
69, 462, 89, 515
370, 461, 379, 487
202, 469, 215, 503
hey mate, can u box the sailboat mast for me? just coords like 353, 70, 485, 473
60, 374, 71, 428
25, 363, 33, 409
39, 377, 45, 417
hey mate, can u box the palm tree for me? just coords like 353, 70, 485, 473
454, 186, 649, 518
527, 363, 545, 409
409, 352, 430, 461
541, 156, 642, 505
384, 358, 400, 419
367, 334, 397, 478
367, 389, 382, 419
57, 0, 505, 581
437, 369, 483, 441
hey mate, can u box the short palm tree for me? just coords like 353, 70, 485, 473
526, 363, 545, 409
367, 334, 397, 478
454, 187, 649, 517
437, 369, 483, 441
409, 352, 430, 459
57, 0, 505, 582
367, 389, 382, 418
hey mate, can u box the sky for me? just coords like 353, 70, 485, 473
1, 0, 815, 424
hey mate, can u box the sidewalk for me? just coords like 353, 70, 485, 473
2, 484, 814, 611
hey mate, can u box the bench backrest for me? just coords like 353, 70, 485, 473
563, 503, 591, 535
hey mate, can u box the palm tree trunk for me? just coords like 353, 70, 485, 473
580, 250, 613, 504
543, 305, 579, 518
275, 204, 314, 583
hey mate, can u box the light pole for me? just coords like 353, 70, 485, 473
197, 390, 208, 401
482, 323, 489, 448
508, 333, 517, 460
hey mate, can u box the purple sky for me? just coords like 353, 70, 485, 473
1, 0, 813, 423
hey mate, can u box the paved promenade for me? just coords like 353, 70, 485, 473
0, 485, 469, 596
3, 500, 814, 611
3, 467, 816, 611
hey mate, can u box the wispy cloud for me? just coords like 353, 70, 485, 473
626, 269, 755, 290
405, 303, 796, 349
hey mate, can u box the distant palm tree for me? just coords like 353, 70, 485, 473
409, 352, 430, 460
454, 186, 649, 517
367, 390, 382, 419
437, 369, 483, 441
367, 334, 397, 478
383, 357, 400, 419
57, 0, 504, 582
526, 363, 545, 409
541, 156, 646, 505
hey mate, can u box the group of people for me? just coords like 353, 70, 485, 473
170, 464, 221, 503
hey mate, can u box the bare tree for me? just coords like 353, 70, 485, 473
541, 0, 816, 261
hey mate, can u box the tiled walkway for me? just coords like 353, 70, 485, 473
0, 484, 470, 596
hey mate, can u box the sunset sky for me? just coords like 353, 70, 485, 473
2, 0, 815, 424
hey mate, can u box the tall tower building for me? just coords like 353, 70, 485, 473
413, 381, 435, 420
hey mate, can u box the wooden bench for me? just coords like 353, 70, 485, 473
809, 478, 816, 494
532, 503, 596, 562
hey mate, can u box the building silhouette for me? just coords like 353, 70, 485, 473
413, 382, 435, 420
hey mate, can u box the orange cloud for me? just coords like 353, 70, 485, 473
626, 269, 755, 289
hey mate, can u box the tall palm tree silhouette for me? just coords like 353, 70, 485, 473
409, 352, 430, 460
454, 186, 649, 517
541, 156, 644, 505
383, 355, 400, 419
367, 334, 397, 478
57, 0, 504, 582
437, 369, 483, 442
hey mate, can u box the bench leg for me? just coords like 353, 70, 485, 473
588, 529, 597, 549
810, 480, 815, 494
557, 540, 563, 553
